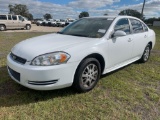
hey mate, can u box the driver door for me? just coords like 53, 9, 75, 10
18, 16, 26, 28
107, 18, 134, 68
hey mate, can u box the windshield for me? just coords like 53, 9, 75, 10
59, 18, 113, 38
60, 19, 65, 22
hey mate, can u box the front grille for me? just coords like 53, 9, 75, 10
8, 67, 20, 81
28, 80, 58, 85
10, 53, 27, 64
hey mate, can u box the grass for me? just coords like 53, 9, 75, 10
0, 28, 160, 120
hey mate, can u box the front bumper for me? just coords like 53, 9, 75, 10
7, 54, 79, 90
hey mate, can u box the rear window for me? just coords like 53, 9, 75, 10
0, 15, 7, 20
130, 19, 144, 33
12, 15, 17, 20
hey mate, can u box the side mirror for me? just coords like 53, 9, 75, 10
112, 30, 127, 38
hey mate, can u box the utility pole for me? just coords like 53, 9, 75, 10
141, 0, 146, 19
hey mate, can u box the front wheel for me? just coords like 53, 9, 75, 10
73, 58, 101, 93
0, 25, 6, 31
26, 24, 31, 30
139, 44, 151, 63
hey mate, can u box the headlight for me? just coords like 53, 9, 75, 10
31, 52, 70, 66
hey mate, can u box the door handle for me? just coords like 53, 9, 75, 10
144, 35, 147, 38
128, 38, 132, 42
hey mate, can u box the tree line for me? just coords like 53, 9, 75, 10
8, 4, 160, 23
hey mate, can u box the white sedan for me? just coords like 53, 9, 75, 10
7, 16, 156, 92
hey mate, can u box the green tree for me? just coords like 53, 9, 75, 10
119, 9, 143, 19
26, 13, 33, 20
8, 4, 33, 20
43, 13, 52, 20
79, 11, 89, 18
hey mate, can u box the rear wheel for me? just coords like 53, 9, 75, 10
73, 58, 101, 93
139, 44, 151, 63
26, 24, 31, 30
0, 25, 6, 31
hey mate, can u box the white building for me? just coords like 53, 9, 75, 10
153, 21, 160, 27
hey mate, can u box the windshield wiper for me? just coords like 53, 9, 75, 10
57, 32, 63, 34
67, 34, 89, 37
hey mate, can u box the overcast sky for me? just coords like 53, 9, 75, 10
0, 0, 160, 19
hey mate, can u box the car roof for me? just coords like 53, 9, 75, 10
84, 15, 141, 20
0, 14, 21, 16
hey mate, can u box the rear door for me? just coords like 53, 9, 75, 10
6, 15, 13, 28
107, 18, 134, 67
129, 19, 148, 58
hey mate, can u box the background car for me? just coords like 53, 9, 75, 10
65, 19, 76, 26
36, 20, 43, 26
56, 19, 66, 27
0, 14, 31, 31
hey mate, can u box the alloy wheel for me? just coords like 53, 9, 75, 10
81, 63, 98, 89
143, 46, 150, 61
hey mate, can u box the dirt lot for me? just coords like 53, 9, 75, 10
4, 24, 63, 32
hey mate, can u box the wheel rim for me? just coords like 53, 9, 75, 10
27, 25, 30, 30
143, 46, 150, 61
81, 63, 98, 88
0, 26, 5, 31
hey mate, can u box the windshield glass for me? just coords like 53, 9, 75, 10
60, 19, 65, 22
59, 18, 113, 38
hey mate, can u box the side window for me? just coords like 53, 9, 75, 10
0, 15, 7, 20
130, 19, 144, 33
18, 16, 23, 21
142, 23, 148, 32
12, 15, 17, 20
8, 15, 12, 20
114, 18, 130, 35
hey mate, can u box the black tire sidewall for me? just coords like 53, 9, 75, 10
73, 58, 101, 92
140, 44, 151, 63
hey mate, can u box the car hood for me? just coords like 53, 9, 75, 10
11, 33, 92, 61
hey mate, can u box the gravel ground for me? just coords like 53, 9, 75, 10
3, 24, 63, 33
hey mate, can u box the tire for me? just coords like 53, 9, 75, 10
73, 58, 101, 93
0, 25, 6, 31
139, 44, 151, 63
26, 24, 31, 30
